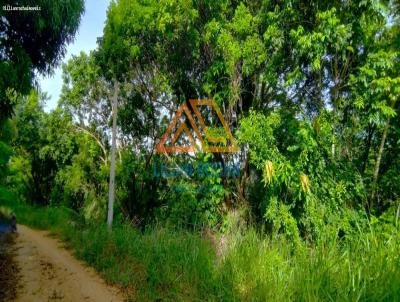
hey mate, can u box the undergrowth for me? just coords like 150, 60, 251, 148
2, 198, 400, 301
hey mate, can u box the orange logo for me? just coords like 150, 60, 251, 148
155, 99, 239, 153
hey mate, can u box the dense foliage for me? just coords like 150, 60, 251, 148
0, 0, 84, 121
0, 0, 84, 207
8, 0, 399, 229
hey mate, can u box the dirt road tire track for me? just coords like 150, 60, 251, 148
12, 225, 124, 302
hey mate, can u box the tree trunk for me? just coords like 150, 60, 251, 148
371, 118, 390, 209
361, 124, 374, 174
107, 81, 119, 229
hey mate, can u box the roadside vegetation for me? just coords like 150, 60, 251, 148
2, 197, 400, 301
1, 0, 400, 301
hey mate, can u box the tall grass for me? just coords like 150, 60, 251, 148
3, 199, 400, 301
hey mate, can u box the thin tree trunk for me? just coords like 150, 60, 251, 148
331, 80, 338, 159
371, 118, 390, 209
107, 81, 119, 229
361, 124, 374, 174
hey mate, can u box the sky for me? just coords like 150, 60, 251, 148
39, 0, 111, 112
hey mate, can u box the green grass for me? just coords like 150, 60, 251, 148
2, 199, 400, 301
0, 206, 13, 223
0, 187, 15, 223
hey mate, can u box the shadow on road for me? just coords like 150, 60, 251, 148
0, 232, 19, 301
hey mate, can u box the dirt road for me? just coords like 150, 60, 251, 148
8, 225, 124, 302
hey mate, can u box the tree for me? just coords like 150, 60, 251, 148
60, 52, 110, 164
0, 0, 84, 121
10, 90, 57, 204
107, 81, 119, 228
99, 0, 392, 205
0, 0, 84, 205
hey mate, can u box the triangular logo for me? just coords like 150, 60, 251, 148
155, 99, 239, 153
